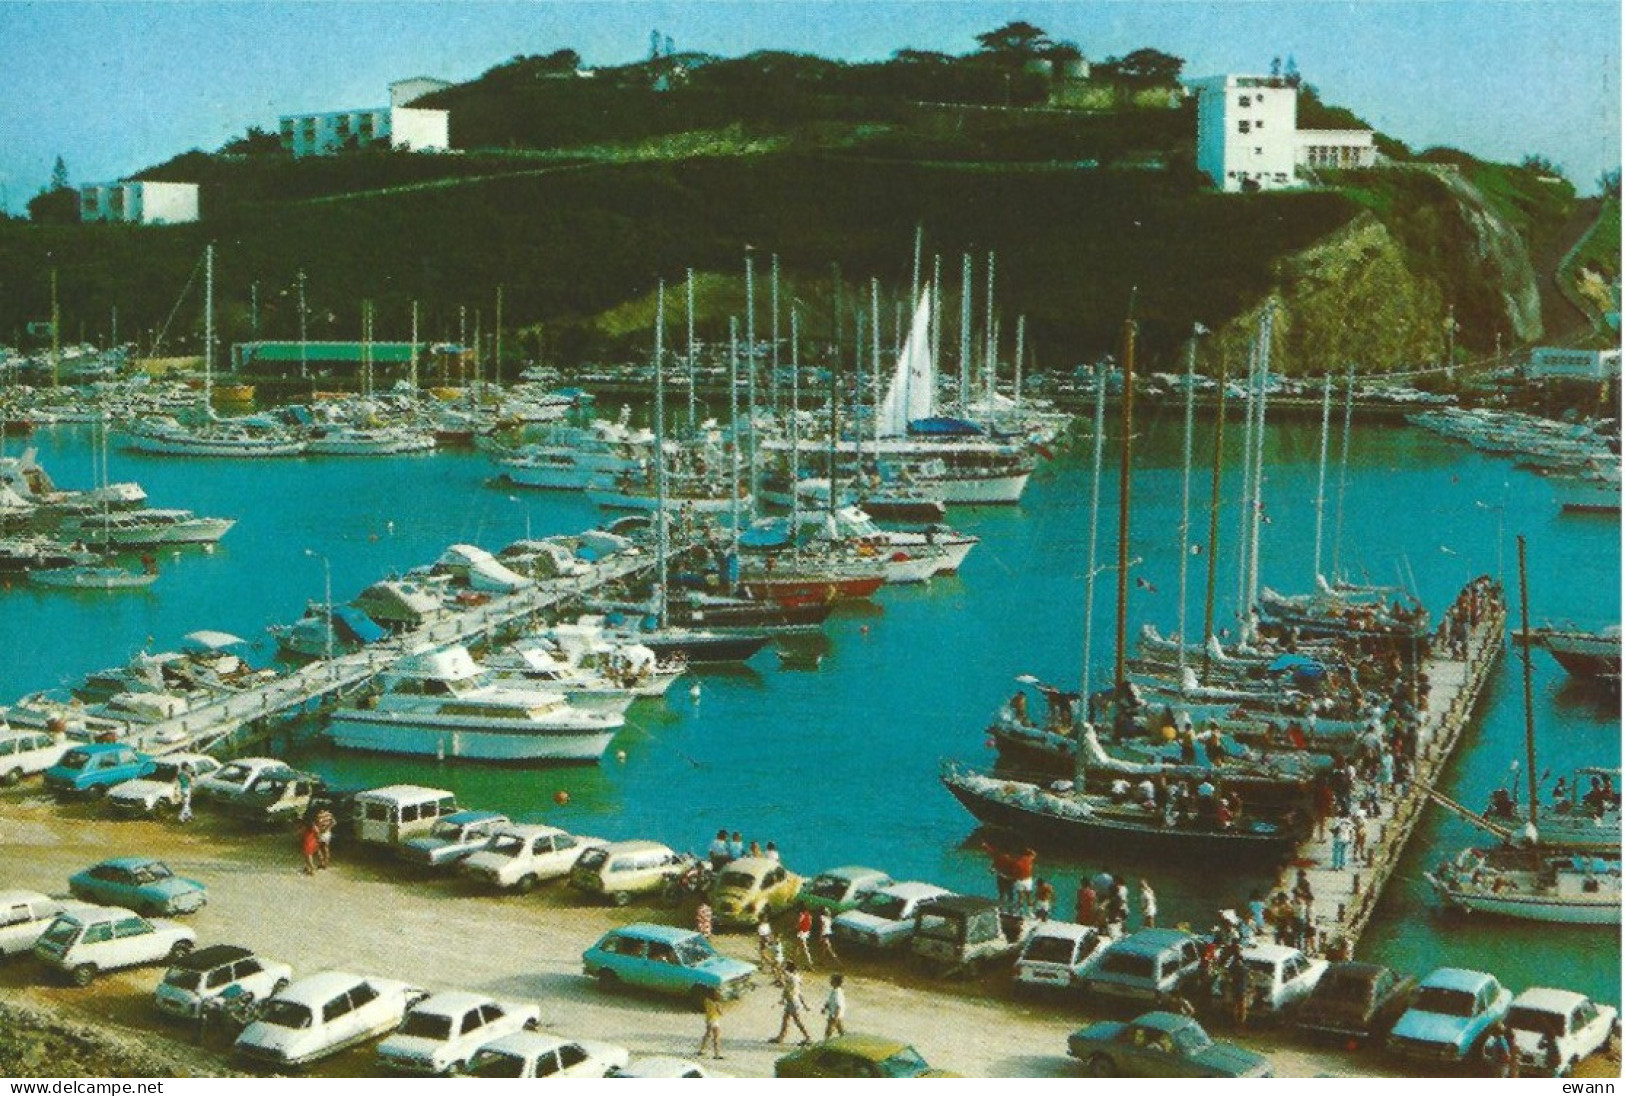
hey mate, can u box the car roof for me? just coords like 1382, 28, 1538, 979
478, 1031, 573, 1056
57, 904, 140, 924
917, 895, 998, 915
356, 784, 454, 801
66, 742, 136, 755
815, 866, 888, 882
1129, 1012, 1195, 1032
602, 839, 673, 854
440, 810, 506, 825
603, 923, 700, 945
1029, 920, 1095, 942
877, 881, 951, 900
277, 971, 371, 1004
1242, 943, 1303, 963
410, 990, 493, 1015
218, 757, 284, 769
1116, 929, 1195, 954
0, 889, 53, 906
819, 1033, 911, 1059
1421, 967, 1497, 993
1511, 987, 1590, 1013
495, 824, 569, 839
171, 944, 254, 971
95, 856, 162, 870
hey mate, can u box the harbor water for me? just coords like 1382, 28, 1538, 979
0, 411, 1617, 1004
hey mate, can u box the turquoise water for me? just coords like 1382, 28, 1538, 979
0, 413, 1617, 1004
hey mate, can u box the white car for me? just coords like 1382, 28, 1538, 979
234, 971, 428, 1068
832, 881, 954, 951
612, 1056, 730, 1078
463, 1031, 630, 1078
0, 729, 70, 785
1507, 987, 1619, 1076
107, 754, 221, 818
1015, 921, 1109, 990
376, 991, 541, 1075
197, 757, 292, 805
154, 944, 293, 1020
461, 825, 606, 892
32, 905, 196, 986
0, 890, 95, 957
1241, 943, 1329, 1016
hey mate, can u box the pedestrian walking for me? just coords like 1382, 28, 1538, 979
314, 807, 335, 869
794, 907, 816, 969
1482, 1023, 1514, 1078
770, 961, 813, 1045
1010, 848, 1036, 916
756, 914, 778, 976
1076, 879, 1097, 927
1330, 813, 1353, 870
300, 822, 320, 876
822, 973, 847, 1039
1034, 878, 1054, 921
176, 763, 194, 823
1138, 878, 1157, 929
818, 907, 839, 963
695, 899, 713, 940
698, 988, 725, 1060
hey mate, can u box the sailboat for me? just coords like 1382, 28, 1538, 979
30, 420, 158, 591
1423, 536, 1621, 924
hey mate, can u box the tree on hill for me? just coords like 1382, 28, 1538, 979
1521, 153, 1564, 179
50, 155, 69, 191
892, 48, 954, 65
29, 155, 76, 224
219, 126, 283, 156
975, 21, 1053, 59
1598, 168, 1621, 199
1096, 48, 1184, 87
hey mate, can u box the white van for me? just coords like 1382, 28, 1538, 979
0, 729, 69, 785
352, 785, 459, 847
1015, 921, 1108, 989
568, 841, 689, 906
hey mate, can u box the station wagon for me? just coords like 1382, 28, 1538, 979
33, 905, 195, 986
1506, 987, 1619, 1076
0, 729, 69, 784
0, 890, 92, 957
797, 866, 893, 914
460, 825, 604, 892
569, 840, 689, 906
1015, 921, 1107, 990
155, 945, 293, 1019
832, 882, 953, 951
1077, 929, 1203, 1003
582, 923, 756, 1001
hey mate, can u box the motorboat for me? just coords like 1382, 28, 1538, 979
327, 646, 623, 763
1514, 625, 1622, 684
270, 602, 389, 660
1426, 848, 1621, 925
30, 560, 158, 591
306, 424, 435, 456
351, 579, 447, 631
57, 508, 235, 548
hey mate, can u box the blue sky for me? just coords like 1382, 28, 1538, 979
1, 1, 1619, 211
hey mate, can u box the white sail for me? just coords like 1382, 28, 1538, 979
876, 286, 935, 437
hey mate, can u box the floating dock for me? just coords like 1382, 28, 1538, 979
1271, 585, 1508, 951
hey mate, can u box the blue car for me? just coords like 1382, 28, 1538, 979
1387, 967, 1513, 1063
582, 923, 756, 1002
43, 744, 153, 798
69, 857, 208, 916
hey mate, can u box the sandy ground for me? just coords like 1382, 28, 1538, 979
1, 785, 1614, 1080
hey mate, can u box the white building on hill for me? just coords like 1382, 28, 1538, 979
1525, 346, 1622, 381
280, 77, 450, 157
79, 180, 199, 224
1190, 74, 1378, 192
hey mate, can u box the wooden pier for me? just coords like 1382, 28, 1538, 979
58, 551, 658, 757
1271, 590, 1509, 952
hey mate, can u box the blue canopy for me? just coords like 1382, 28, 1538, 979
907, 416, 986, 437
1269, 653, 1325, 673
739, 518, 794, 549
332, 605, 387, 645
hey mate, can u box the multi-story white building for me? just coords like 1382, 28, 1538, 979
1190, 74, 1378, 192
78, 181, 199, 225
1526, 346, 1622, 381
279, 77, 450, 157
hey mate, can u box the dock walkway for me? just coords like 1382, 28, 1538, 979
108, 552, 657, 756
1270, 595, 1508, 952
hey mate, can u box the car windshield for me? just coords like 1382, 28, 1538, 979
808, 875, 850, 900
39, 919, 81, 948
400, 1012, 454, 1040
216, 764, 251, 785
1023, 935, 1081, 964
1172, 1024, 1212, 1055
58, 750, 91, 771
134, 864, 173, 884
859, 894, 909, 920
576, 847, 608, 870
163, 968, 203, 990
1506, 1007, 1565, 1039
259, 1001, 313, 1029
1414, 987, 1478, 1017
488, 834, 526, 857
718, 870, 757, 889
674, 937, 715, 966
1318, 972, 1376, 1004
878, 1047, 929, 1078
429, 820, 465, 840
467, 1050, 526, 1078
151, 763, 183, 782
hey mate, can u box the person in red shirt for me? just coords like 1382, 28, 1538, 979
1010, 848, 1037, 916
1076, 879, 1097, 926
794, 906, 816, 968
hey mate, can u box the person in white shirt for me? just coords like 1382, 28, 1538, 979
822, 973, 847, 1039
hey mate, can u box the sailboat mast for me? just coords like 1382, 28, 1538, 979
298, 269, 309, 381
1014, 315, 1025, 414
1516, 535, 1539, 830
203, 244, 214, 416
1080, 368, 1108, 706
1114, 316, 1138, 689
654, 281, 668, 629
1202, 351, 1230, 675
409, 301, 420, 393
1177, 330, 1198, 680
827, 331, 841, 528
1331, 362, 1356, 584
958, 253, 972, 415
728, 317, 741, 556
984, 252, 996, 413
911, 224, 922, 312
1235, 337, 1257, 626
686, 268, 697, 430
745, 251, 758, 519
1245, 307, 1274, 642
790, 310, 802, 545
50, 268, 60, 388
771, 255, 781, 415
929, 255, 943, 408
871, 279, 881, 468
1313, 372, 1333, 583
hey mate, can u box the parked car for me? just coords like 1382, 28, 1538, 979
1506, 987, 1619, 1076
1387, 967, 1514, 1063
0, 890, 95, 958
43, 743, 153, 798
797, 866, 893, 914
234, 971, 428, 1068
1015, 921, 1108, 990
1295, 962, 1417, 1045
154, 945, 293, 1020
1239, 943, 1329, 1017
1077, 928, 1204, 1004
463, 1031, 630, 1078
351, 785, 459, 847
197, 757, 292, 806
33, 905, 196, 986
708, 856, 802, 927
909, 895, 1024, 975
460, 825, 605, 893
582, 923, 756, 1002
0, 728, 70, 784
569, 840, 691, 906
611, 1056, 730, 1078
376, 991, 540, 1074
774, 1034, 958, 1077
832, 882, 953, 951
1067, 1011, 1273, 1078
228, 770, 333, 828
396, 810, 510, 870
69, 857, 208, 916
107, 755, 221, 818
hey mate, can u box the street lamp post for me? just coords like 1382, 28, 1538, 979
305, 549, 332, 662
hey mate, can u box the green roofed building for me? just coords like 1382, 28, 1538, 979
233, 341, 425, 371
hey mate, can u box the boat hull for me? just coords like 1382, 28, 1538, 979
1425, 876, 1621, 924
327, 712, 616, 763
30, 566, 158, 590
